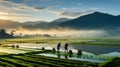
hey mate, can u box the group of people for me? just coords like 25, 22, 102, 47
12, 45, 19, 49
56, 42, 82, 58
57, 42, 69, 52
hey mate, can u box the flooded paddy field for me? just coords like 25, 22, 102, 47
0, 37, 120, 67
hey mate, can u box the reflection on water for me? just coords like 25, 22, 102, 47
64, 53, 68, 59
57, 51, 61, 58
38, 51, 120, 63
7, 43, 55, 50
7, 43, 120, 54
72, 45, 120, 54
7, 43, 120, 62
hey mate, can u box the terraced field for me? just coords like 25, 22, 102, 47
0, 50, 120, 67
0, 37, 120, 67
0, 50, 99, 67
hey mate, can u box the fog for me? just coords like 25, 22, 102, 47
7, 27, 106, 37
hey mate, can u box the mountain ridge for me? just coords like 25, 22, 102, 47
0, 11, 120, 31
60, 11, 120, 30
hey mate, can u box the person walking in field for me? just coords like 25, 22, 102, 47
64, 42, 69, 53
57, 42, 61, 51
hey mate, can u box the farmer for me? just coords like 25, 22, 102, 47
12, 45, 15, 49
64, 42, 69, 53
57, 42, 61, 51
16, 45, 19, 49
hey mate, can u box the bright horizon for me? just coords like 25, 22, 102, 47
0, 0, 120, 22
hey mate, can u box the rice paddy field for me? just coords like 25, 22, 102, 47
1, 37, 120, 46
0, 37, 120, 67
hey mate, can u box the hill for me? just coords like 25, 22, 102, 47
60, 12, 120, 30
0, 19, 22, 29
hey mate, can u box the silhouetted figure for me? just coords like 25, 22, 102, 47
42, 47, 45, 50
57, 42, 61, 51
16, 45, 19, 49
52, 48, 56, 53
77, 50, 82, 56
69, 50, 73, 54
12, 45, 15, 49
68, 50, 73, 58
0, 43, 1, 46
64, 43, 69, 53
5, 40, 7, 42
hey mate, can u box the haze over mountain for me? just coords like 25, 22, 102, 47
22, 18, 71, 29
0, 12, 120, 36
59, 12, 120, 35
45, 18, 71, 29
23, 21, 48, 26
23, 12, 120, 31
0, 17, 71, 30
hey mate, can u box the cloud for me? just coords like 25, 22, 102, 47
34, 7, 47, 10
90, 8, 99, 10
0, 0, 49, 12
0, 0, 9, 2
0, 0, 98, 22
58, 10, 95, 18
24, 0, 51, 2
0, 1, 51, 22
33, 6, 54, 11
0, 11, 8, 15
0, 13, 30, 22
46, 7, 96, 19
0, 2, 30, 17
8, 13, 30, 17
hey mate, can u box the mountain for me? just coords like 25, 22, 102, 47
25, 18, 71, 29
60, 12, 120, 30
51, 18, 71, 24
23, 21, 48, 26
0, 18, 71, 30
1, 11, 120, 33
0, 19, 22, 29
48, 18, 71, 28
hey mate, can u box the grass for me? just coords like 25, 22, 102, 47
0, 37, 120, 46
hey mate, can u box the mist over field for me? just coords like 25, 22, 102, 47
10, 27, 106, 37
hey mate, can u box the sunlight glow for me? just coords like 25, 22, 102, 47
0, 12, 8, 15
0, 12, 9, 19
0, 16, 7, 19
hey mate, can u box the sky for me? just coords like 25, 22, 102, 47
0, 0, 120, 22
